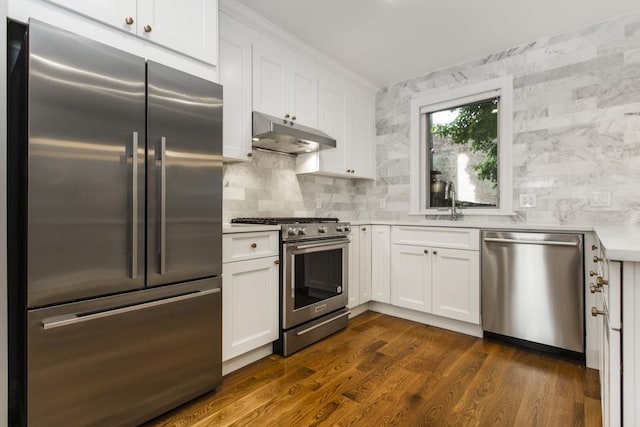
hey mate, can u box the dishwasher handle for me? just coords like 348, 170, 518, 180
483, 237, 579, 247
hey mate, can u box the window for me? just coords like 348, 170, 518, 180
409, 76, 513, 216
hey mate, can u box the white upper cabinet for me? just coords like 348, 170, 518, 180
33, 0, 218, 65
219, 12, 253, 162
43, 0, 136, 32
296, 74, 375, 180
136, 0, 218, 65
252, 42, 318, 128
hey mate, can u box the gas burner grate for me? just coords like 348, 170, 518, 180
232, 217, 339, 225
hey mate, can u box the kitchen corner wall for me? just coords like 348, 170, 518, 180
369, 10, 640, 224
223, 10, 640, 225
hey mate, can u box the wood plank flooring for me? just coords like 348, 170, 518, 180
145, 311, 601, 427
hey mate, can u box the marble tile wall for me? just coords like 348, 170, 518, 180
367, 10, 640, 225
223, 10, 640, 225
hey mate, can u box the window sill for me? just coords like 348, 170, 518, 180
408, 210, 516, 217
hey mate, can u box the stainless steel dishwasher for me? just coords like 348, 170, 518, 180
481, 230, 584, 356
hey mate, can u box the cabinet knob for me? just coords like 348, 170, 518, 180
250, 243, 257, 248
433, 250, 438, 255
144, 24, 152, 33
592, 244, 598, 251
247, 152, 253, 158
589, 270, 597, 277
596, 277, 609, 286
274, 259, 280, 265
591, 307, 606, 317
361, 227, 367, 231
125, 16, 134, 25
285, 114, 290, 119
424, 249, 429, 254
593, 255, 603, 263
291, 116, 297, 121
589, 284, 602, 294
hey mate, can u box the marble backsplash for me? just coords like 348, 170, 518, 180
223, 10, 640, 225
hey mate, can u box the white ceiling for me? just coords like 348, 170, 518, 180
234, 0, 640, 88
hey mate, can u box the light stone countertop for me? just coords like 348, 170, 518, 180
222, 224, 281, 234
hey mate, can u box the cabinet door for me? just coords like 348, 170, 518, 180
222, 257, 279, 361
359, 226, 372, 303
220, 15, 252, 162
347, 230, 360, 308
345, 95, 374, 179
317, 79, 347, 175
371, 225, 390, 303
43, 0, 137, 33
431, 248, 480, 324
289, 61, 318, 128
391, 245, 431, 312
252, 43, 288, 119
137, 0, 218, 65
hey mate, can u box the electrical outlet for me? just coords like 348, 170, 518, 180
379, 198, 387, 209
315, 198, 322, 209
519, 193, 536, 208
590, 191, 611, 207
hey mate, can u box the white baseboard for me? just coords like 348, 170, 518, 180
368, 302, 483, 338
222, 343, 272, 376
348, 303, 369, 318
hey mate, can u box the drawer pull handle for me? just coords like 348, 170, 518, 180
591, 307, 606, 317
589, 284, 602, 294
592, 244, 598, 250
250, 243, 257, 248
589, 270, 597, 277
596, 277, 609, 286
593, 255, 603, 263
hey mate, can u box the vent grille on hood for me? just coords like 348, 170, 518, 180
251, 111, 337, 155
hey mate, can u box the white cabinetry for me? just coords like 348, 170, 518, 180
252, 41, 318, 128
219, 12, 253, 162
348, 225, 372, 308
371, 225, 391, 303
296, 74, 375, 180
222, 231, 279, 361
41, 0, 218, 65
390, 227, 480, 325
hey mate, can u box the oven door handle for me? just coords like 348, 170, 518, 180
289, 238, 351, 251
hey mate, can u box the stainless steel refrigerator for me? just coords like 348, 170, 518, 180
8, 20, 223, 426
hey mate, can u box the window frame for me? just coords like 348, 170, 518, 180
409, 76, 514, 216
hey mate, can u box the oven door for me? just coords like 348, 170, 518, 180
283, 238, 349, 329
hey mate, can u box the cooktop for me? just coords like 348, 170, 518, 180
231, 217, 340, 225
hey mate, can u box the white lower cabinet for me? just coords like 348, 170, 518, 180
222, 231, 279, 362
348, 225, 372, 308
431, 247, 480, 323
371, 225, 391, 303
390, 226, 480, 325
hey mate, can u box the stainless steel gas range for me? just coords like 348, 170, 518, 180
232, 217, 351, 355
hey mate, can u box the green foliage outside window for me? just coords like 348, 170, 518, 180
431, 99, 499, 187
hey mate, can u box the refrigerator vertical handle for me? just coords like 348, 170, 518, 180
131, 131, 138, 279
159, 136, 167, 274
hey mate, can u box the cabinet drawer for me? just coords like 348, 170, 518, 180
223, 231, 279, 263
392, 226, 479, 250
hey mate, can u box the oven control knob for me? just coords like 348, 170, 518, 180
336, 224, 344, 232
344, 225, 350, 232
318, 226, 327, 233
299, 227, 307, 235
288, 227, 298, 236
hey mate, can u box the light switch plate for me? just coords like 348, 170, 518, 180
590, 191, 611, 207
519, 193, 536, 208
379, 198, 387, 209
315, 198, 322, 209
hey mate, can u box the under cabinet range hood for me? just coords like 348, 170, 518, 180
252, 111, 337, 154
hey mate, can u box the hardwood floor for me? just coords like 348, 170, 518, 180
146, 311, 602, 427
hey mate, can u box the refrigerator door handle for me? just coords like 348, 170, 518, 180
41, 287, 221, 330
130, 131, 139, 279
159, 136, 167, 274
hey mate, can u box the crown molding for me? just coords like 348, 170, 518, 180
219, 0, 379, 95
